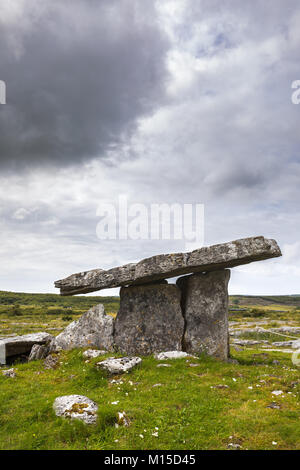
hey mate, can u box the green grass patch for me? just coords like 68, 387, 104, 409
0, 349, 299, 450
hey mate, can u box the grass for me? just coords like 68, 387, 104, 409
0, 349, 299, 450
234, 331, 300, 343
0, 291, 299, 450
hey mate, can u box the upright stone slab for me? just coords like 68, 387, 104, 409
177, 270, 230, 360
114, 282, 184, 356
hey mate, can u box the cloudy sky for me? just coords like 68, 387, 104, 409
0, 0, 300, 296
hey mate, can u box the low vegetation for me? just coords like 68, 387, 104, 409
0, 291, 299, 450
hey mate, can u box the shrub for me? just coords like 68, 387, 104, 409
9, 304, 22, 316
62, 315, 73, 322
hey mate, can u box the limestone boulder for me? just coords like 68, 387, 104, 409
50, 304, 114, 352
0, 332, 53, 365
114, 282, 184, 356
177, 270, 230, 360
53, 395, 98, 425
96, 356, 142, 375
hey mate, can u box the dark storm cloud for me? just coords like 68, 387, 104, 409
0, 0, 169, 169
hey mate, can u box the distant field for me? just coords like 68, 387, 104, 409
0, 290, 119, 316
230, 294, 300, 307
0, 291, 300, 336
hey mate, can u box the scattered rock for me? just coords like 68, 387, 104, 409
49, 304, 114, 352
114, 283, 184, 356
53, 395, 98, 425
227, 443, 242, 450
290, 380, 300, 388
231, 345, 243, 352
291, 339, 300, 349
44, 354, 59, 370
233, 339, 269, 346
152, 383, 163, 387
116, 411, 130, 427
272, 390, 283, 396
156, 363, 171, 368
82, 349, 107, 359
252, 353, 269, 359
96, 356, 142, 375
177, 270, 230, 360
272, 341, 294, 347
267, 402, 281, 409
2, 368, 16, 378
155, 351, 196, 360
270, 326, 300, 335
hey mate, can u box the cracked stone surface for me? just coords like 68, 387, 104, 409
177, 270, 231, 360
53, 395, 98, 425
28, 344, 50, 361
114, 282, 184, 356
50, 304, 114, 352
55, 236, 281, 295
96, 356, 142, 374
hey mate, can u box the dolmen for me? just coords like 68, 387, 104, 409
55, 236, 281, 361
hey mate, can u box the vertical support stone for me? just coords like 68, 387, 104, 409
114, 282, 184, 356
177, 269, 231, 360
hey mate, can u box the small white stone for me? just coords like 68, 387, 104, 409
155, 351, 197, 360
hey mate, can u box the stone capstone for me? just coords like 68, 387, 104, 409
0, 332, 53, 365
49, 304, 114, 352
55, 236, 281, 295
114, 283, 184, 355
53, 395, 98, 425
177, 270, 231, 360
96, 356, 142, 375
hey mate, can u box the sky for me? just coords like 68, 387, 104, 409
0, 0, 300, 296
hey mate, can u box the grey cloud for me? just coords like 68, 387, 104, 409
0, 0, 169, 170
